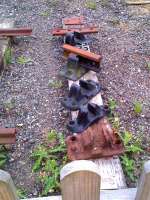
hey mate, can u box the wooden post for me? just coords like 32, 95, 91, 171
0, 169, 18, 200
136, 160, 150, 200
60, 160, 101, 200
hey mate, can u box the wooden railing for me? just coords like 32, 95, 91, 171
0, 160, 150, 200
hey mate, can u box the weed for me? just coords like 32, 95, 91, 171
0, 146, 8, 168
120, 131, 143, 153
108, 98, 117, 112
31, 130, 67, 196
86, 1, 97, 10
47, 129, 57, 142
4, 47, 12, 65
48, 79, 63, 89
16, 188, 27, 199
3, 99, 15, 113
147, 62, 150, 70
133, 101, 142, 115
17, 56, 31, 65
40, 11, 49, 17
120, 154, 135, 181
120, 131, 143, 182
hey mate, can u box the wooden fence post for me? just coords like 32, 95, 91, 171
0, 169, 18, 200
60, 160, 101, 200
136, 160, 150, 200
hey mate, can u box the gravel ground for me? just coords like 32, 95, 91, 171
0, 0, 150, 197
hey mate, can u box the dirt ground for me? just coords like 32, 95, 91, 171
0, 0, 150, 197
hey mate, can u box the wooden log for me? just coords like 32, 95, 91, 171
135, 160, 150, 200
60, 160, 101, 200
0, 170, 18, 200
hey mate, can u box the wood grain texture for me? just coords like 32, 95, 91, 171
135, 160, 150, 200
23, 188, 137, 200
0, 170, 18, 200
60, 161, 100, 200
126, 0, 150, 4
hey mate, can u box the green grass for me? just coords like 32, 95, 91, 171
48, 79, 63, 89
31, 130, 67, 196
86, 1, 97, 10
108, 98, 117, 112
147, 62, 150, 70
120, 131, 143, 182
0, 146, 8, 168
17, 188, 27, 199
39, 11, 49, 17
4, 47, 12, 65
133, 101, 143, 115
17, 56, 31, 65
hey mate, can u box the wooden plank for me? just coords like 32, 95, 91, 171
23, 188, 137, 200
136, 160, 150, 200
126, 0, 150, 4
0, 170, 19, 200
0, 18, 14, 73
60, 160, 101, 200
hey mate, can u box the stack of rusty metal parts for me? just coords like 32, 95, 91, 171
0, 25, 32, 144
52, 16, 124, 160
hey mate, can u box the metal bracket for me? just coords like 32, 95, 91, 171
62, 80, 101, 111
67, 103, 110, 133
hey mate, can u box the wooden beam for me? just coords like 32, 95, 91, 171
126, 0, 150, 5
0, 170, 18, 200
135, 160, 150, 200
60, 160, 101, 200
23, 188, 137, 200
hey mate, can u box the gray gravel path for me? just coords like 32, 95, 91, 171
0, 0, 150, 197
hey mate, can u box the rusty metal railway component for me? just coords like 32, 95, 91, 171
52, 27, 98, 36
0, 28, 32, 36
63, 16, 84, 25
63, 44, 101, 63
66, 118, 124, 160
0, 128, 17, 144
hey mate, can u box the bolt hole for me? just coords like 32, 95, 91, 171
71, 136, 76, 141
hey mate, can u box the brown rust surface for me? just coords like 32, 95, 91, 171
0, 128, 17, 144
52, 27, 98, 36
63, 16, 84, 25
66, 118, 124, 160
63, 44, 101, 62
0, 28, 32, 36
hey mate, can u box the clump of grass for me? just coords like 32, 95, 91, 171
133, 101, 143, 115
48, 79, 63, 89
17, 56, 31, 65
86, 1, 97, 10
40, 11, 49, 17
0, 145, 8, 168
120, 131, 143, 182
16, 188, 27, 199
3, 99, 15, 113
4, 47, 12, 65
108, 98, 117, 112
147, 62, 150, 70
31, 130, 67, 196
